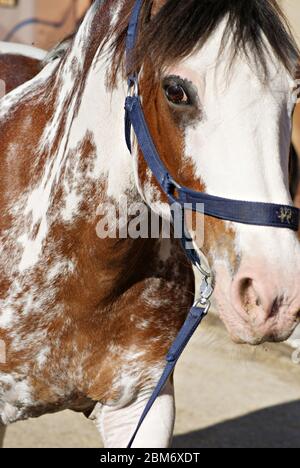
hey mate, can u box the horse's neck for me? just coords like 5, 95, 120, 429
50, 0, 136, 204
55, 56, 134, 205
38, 2, 160, 293
12, 1, 146, 284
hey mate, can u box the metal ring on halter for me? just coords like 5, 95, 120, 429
127, 75, 139, 97
194, 259, 212, 279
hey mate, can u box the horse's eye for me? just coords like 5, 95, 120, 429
164, 84, 189, 105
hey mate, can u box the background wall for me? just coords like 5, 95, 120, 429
280, 0, 300, 45
0, 0, 92, 49
0, 1, 299, 50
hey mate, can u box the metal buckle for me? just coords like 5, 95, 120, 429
194, 297, 211, 315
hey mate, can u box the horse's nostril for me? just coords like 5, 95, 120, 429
240, 278, 252, 293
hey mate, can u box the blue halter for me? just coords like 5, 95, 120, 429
124, 0, 299, 448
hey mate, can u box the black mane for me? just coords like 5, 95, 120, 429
111, 0, 299, 79
46, 0, 300, 80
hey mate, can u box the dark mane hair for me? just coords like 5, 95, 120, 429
109, 0, 299, 81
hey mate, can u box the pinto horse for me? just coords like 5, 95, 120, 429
0, 0, 300, 449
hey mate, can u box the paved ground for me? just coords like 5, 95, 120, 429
2, 314, 300, 448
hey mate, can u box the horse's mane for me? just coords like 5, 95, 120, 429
44, 0, 300, 80
109, 0, 299, 81
43, 35, 74, 64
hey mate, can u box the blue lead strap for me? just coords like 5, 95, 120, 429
127, 305, 208, 448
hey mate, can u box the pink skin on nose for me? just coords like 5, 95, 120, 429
213, 260, 300, 345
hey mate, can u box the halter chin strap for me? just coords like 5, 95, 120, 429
124, 0, 299, 449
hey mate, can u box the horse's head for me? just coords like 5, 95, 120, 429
120, 0, 300, 345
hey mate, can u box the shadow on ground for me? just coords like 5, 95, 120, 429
173, 400, 300, 448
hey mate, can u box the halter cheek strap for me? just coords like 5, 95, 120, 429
123, 0, 299, 449
125, 92, 299, 230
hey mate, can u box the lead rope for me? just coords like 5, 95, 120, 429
126, 202, 213, 448
127, 274, 212, 447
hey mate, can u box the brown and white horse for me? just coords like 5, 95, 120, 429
0, 0, 300, 448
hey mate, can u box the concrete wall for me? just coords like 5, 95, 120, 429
0, 0, 91, 49
0, 1, 299, 50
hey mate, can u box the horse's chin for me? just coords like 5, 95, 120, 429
210, 260, 300, 346
216, 305, 296, 346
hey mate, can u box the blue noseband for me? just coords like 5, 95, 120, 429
124, 0, 299, 448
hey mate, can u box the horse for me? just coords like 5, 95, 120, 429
0, 0, 300, 449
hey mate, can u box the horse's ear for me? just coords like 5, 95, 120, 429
151, 0, 167, 18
